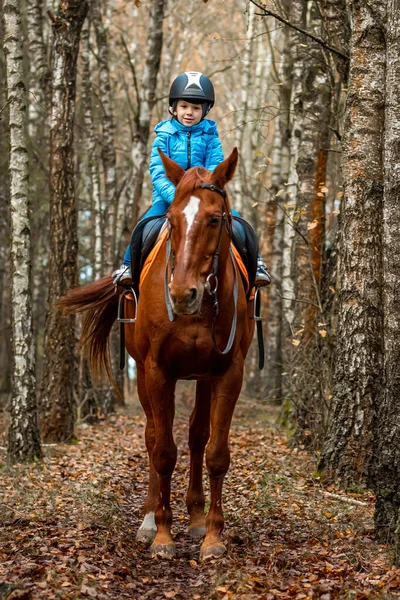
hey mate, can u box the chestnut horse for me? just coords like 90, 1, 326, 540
59, 148, 255, 560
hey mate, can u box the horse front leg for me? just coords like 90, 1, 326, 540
145, 362, 177, 559
186, 380, 211, 540
200, 359, 244, 561
135, 364, 158, 543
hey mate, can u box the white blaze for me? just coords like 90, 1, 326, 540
182, 195, 200, 265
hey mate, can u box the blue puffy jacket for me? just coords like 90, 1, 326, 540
149, 118, 224, 206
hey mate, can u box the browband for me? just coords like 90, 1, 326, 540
199, 182, 227, 199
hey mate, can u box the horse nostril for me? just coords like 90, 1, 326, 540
188, 288, 197, 305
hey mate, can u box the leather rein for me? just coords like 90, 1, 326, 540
164, 182, 239, 355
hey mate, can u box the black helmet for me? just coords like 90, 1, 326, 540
169, 72, 215, 117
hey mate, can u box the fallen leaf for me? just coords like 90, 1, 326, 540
81, 584, 98, 598
216, 586, 229, 593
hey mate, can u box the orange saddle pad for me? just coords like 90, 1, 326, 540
139, 231, 252, 296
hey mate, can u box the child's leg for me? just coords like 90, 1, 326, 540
231, 208, 271, 286
122, 201, 170, 267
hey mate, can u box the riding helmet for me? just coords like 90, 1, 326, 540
169, 72, 215, 118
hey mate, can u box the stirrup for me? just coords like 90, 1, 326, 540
117, 287, 137, 323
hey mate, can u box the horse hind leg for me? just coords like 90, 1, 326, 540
136, 365, 158, 544
186, 380, 210, 541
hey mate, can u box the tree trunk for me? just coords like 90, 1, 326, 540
369, 0, 400, 559
289, 2, 332, 447
118, 0, 165, 258
81, 18, 102, 279
321, 1, 385, 484
3, 0, 41, 462
232, 1, 256, 213
92, 0, 117, 274
40, 0, 88, 443
91, 0, 123, 410
281, 0, 304, 399
317, 0, 350, 80
26, 0, 51, 382
0, 15, 12, 407
264, 16, 291, 402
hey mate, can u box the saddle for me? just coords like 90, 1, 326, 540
129, 214, 259, 298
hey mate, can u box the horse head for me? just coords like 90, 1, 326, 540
159, 148, 238, 316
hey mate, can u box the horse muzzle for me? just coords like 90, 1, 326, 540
169, 283, 204, 315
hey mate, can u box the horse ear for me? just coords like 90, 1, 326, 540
212, 148, 238, 188
158, 148, 185, 185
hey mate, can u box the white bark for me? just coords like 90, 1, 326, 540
282, 6, 303, 331
26, 0, 47, 137
92, 0, 118, 273
322, 1, 385, 482
81, 19, 103, 278
232, 2, 256, 212
3, 0, 41, 462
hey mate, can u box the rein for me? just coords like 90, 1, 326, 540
164, 182, 239, 355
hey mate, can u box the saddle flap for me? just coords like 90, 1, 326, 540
130, 214, 167, 293
232, 216, 259, 295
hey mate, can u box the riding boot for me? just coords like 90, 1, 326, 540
254, 257, 271, 287
112, 264, 133, 287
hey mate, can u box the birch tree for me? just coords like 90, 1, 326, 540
264, 14, 291, 401
3, 0, 41, 462
232, 1, 257, 213
81, 18, 102, 279
369, 0, 400, 559
92, 0, 118, 275
40, 0, 88, 443
288, 2, 332, 445
118, 0, 165, 253
321, 1, 386, 483
26, 0, 50, 376
0, 19, 12, 405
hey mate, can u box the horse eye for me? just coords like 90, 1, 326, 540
209, 216, 220, 227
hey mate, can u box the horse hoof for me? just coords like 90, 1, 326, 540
200, 542, 226, 561
150, 543, 176, 559
136, 528, 157, 544
188, 525, 206, 541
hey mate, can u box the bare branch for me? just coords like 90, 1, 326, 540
249, 0, 349, 62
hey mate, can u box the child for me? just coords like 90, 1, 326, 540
113, 71, 271, 287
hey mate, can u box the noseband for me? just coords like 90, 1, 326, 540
164, 182, 239, 355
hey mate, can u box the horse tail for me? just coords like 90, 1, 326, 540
57, 275, 119, 387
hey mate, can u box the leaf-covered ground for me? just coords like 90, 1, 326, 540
1, 392, 399, 600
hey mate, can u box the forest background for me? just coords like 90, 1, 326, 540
2, 0, 400, 562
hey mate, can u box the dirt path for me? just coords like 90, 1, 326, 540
1, 397, 399, 600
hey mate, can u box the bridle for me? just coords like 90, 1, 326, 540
164, 182, 239, 355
